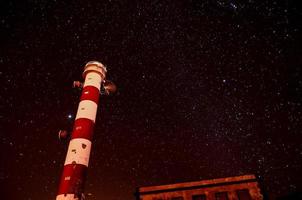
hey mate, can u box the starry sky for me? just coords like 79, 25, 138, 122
1, 0, 302, 200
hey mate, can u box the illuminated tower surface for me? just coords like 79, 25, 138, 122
56, 61, 107, 200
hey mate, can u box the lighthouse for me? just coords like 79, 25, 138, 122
56, 61, 114, 200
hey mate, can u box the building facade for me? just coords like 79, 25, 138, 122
136, 175, 263, 200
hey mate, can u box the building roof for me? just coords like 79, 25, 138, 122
137, 174, 258, 195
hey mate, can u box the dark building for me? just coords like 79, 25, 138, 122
136, 175, 263, 200
276, 192, 302, 200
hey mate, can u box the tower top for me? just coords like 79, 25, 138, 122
83, 61, 107, 79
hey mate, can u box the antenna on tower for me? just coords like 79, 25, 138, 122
101, 80, 117, 95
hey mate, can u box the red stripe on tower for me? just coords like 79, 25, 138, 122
57, 164, 87, 195
56, 61, 107, 200
80, 86, 100, 104
71, 118, 95, 140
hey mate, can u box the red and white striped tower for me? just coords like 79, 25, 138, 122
56, 61, 107, 200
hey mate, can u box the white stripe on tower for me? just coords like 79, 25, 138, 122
83, 72, 102, 89
56, 61, 106, 200
56, 194, 80, 200
64, 138, 92, 166
75, 100, 98, 122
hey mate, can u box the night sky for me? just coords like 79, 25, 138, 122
1, 0, 302, 200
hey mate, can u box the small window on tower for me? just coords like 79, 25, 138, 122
192, 194, 206, 200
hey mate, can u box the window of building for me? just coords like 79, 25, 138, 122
236, 189, 252, 200
192, 194, 206, 200
215, 192, 228, 200
171, 197, 184, 200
